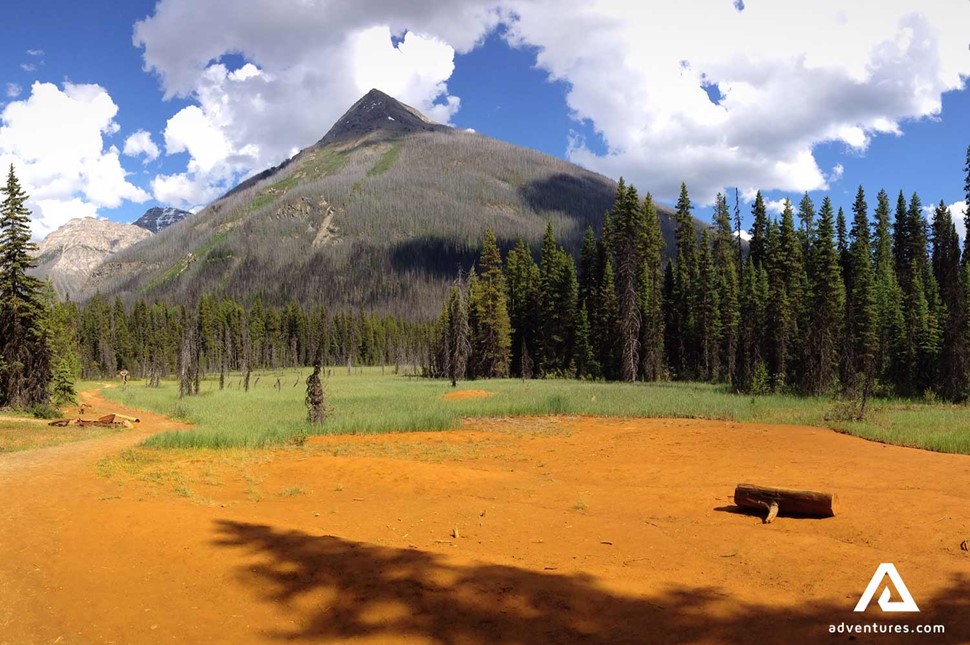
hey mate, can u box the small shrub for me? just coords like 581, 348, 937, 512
749, 361, 772, 396
30, 402, 62, 420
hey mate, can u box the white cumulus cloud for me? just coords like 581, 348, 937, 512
133, 0, 970, 209
0, 82, 150, 237
506, 0, 970, 205
133, 0, 502, 206
123, 129, 161, 162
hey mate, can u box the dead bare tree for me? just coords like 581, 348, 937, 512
305, 356, 326, 425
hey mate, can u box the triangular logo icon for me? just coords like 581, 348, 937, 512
854, 563, 920, 612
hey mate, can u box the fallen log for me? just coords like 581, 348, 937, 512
733, 483, 838, 523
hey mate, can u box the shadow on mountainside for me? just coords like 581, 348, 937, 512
518, 173, 615, 244
213, 520, 970, 644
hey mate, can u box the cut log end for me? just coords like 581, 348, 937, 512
764, 501, 779, 524
734, 483, 838, 523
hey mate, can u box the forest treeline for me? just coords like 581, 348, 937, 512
71, 295, 434, 385
431, 145, 970, 405
3, 144, 970, 411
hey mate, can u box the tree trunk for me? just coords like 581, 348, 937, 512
733, 483, 838, 523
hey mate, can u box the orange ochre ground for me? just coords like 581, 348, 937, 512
1, 389, 969, 644
441, 389, 494, 400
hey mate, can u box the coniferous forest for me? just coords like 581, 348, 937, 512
2, 146, 970, 410
432, 145, 970, 407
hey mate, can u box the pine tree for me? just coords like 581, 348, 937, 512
802, 197, 845, 395
844, 186, 878, 406
0, 165, 51, 408
469, 230, 511, 378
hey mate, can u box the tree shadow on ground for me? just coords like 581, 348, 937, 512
213, 520, 970, 644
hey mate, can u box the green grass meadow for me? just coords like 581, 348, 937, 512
93, 367, 970, 455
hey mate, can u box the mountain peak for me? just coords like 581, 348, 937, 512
133, 206, 192, 233
316, 88, 449, 146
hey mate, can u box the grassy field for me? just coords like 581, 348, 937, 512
93, 368, 970, 455
0, 420, 121, 454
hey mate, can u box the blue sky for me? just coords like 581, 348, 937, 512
1, 1, 967, 238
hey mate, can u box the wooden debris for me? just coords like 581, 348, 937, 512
733, 483, 838, 523
47, 413, 139, 429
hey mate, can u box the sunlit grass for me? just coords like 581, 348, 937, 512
94, 368, 970, 454
0, 420, 120, 454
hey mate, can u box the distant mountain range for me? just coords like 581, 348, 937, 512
37, 89, 699, 317
33, 218, 152, 298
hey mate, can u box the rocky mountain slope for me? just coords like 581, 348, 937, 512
32, 218, 152, 298
133, 206, 192, 233
85, 89, 689, 317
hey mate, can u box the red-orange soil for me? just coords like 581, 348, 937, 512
442, 389, 494, 400
1, 393, 969, 644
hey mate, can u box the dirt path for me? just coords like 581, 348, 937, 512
1, 402, 969, 644
0, 388, 179, 476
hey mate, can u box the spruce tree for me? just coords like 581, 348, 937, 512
639, 193, 666, 381
844, 186, 878, 405
42, 283, 79, 406
610, 180, 645, 381
893, 190, 911, 287
596, 257, 621, 380
0, 165, 51, 408
963, 144, 970, 264
738, 258, 769, 393
469, 230, 511, 378
871, 189, 905, 391
836, 206, 850, 282
442, 276, 471, 386
505, 239, 540, 378
749, 191, 769, 268
802, 197, 845, 395
764, 200, 803, 389
931, 201, 967, 401
578, 226, 600, 312
538, 223, 578, 375
797, 192, 815, 242
671, 183, 698, 377
573, 303, 596, 379
712, 194, 739, 384
696, 229, 722, 380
